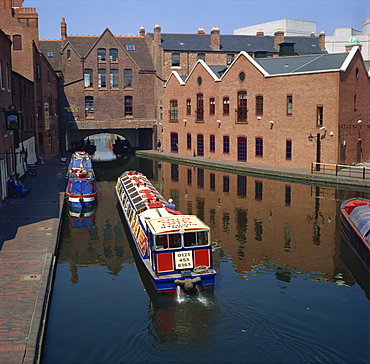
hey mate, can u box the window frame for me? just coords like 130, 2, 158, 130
287, 94, 293, 115
256, 95, 263, 115
98, 69, 107, 88
97, 48, 106, 62
172, 53, 180, 67
209, 98, 215, 115
223, 135, 230, 154
196, 93, 204, 121
170, 100, 178, 121
237, 91, 248, 122
286, 139, 292, 160
255, 137, 263, 157
223, 97, 230, 115
124, 96, 133, 116
85, 96, 94, 118
124, 69, 132, 88
109, 48, 118, 62
317, 106, 323, 127
210, 134, 215, 152
110, 69, 119, 88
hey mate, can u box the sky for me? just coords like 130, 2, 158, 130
28, 0, 369, 40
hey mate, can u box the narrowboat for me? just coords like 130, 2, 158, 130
340, 197, 370, 271
66, 151, 98, 208
115, 171, 216, 294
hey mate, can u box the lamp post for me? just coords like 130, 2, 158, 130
308, 132, 321, 171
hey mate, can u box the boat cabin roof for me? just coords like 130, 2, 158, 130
68, 151, 93, 172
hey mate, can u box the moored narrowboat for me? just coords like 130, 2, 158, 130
115, 170, 216, 294
340, 197, 370, 271
66, 151, 98, 208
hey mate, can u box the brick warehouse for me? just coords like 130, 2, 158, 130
162, 46, 370, 169
39, 19, 156, 151
0, 1, 59, 195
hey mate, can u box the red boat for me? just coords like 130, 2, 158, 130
340, 197, 370, 271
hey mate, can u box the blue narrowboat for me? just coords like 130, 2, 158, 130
66, 151, 98, 208
115, 171, 216, 294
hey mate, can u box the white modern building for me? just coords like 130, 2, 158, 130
234, 19, 317, 37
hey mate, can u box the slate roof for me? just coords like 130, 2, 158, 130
254, 52, 349, 75
148, 33, 327, 55
39, 35, 155, 71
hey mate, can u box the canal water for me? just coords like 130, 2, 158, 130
42, 155, 370, 364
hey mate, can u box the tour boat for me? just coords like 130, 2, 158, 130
340, 197, 370, 271
115, 170, 216, 294
66, 151, 98, 208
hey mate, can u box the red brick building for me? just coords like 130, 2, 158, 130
163, 46, 370, 169
39, 20, 156, 151
0, 28, 14, 201
0, 0, 59, 162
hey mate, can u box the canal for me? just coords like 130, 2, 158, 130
42, 155, 370, 363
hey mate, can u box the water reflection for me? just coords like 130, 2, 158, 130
155, 162, 369, 287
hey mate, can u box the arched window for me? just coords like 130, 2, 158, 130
97, 48, 106, 62
13, 35, 22, 51
170, 100, 178, 121
209, 98, 215, 115
186, 99, 191, 115
109, 48, 118, 62
237, 91, 247, 122
256, 137, 263, 157
196, 93, 204, 121
223, 97, 230, 115
85, 96, 94, 118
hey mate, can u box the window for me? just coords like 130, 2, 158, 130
124, 96, 133, 116
85, 96, 94, 118
84, 69, 93, 88
256, 138, 263, 157
110, 69, 119, 88
237, 175, 247, 197
126, 44, 135, 51
317, 106, 323, 126
172, 53, 180, 67
239, 72, 245, 82
197, 77, 202, 86
197, 134, 204, 156
285, 185, 291, 206
354, 95, 357, 112
227, 54, 234, 65
223, 136, 230, 153
170, 133, 179, 153
186, 99, 191, 115
187, 169, 192, 185
256, 95, 263, 115
209, 98, 215, 115
37, 101, 42, 119
210, 134, 215, 152
238, 137, 247, 161
98, 69, 107, 88
170, 100, 178, 121
255, 181, 263, 200
197, 168, 204, 188
171, 163, 179, 181
286, 139, 292, 160
187, 133, 191, 150
35, 64, 41, 83
210, 173, 215, 190
67, 49, 71, 59
124, 69, 132, 87
47, 51, 53, 58
237, 91, 247, 122
197, 53, 205, 61
97, 48, 106, 62
196, 93, 204, 121
287, 95, 293, 115
223, 176, 230, 192
223, 97, 230, 115
110, 48, 118, 62
13, 35, 22, 51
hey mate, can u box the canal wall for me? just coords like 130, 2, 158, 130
136, 150, 370, 192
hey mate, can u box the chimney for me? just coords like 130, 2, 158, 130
211, 26, 220, 50
274, 28, 284, 51
319, 30, 326, 50
154, 24, 161, 43
60, 17, 67, 47
198, 27, 205, 35
140, 26, 145, 37
256, 29, 264, 36
14, 6, 39, 46
310, 31, 315, 37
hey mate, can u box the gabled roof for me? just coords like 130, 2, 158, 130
148, 33, 327, 55
40, 31, 155, 71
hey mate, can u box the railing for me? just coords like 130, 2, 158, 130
311, 162, 370, 180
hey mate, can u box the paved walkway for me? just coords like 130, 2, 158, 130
0, 155, 67, 364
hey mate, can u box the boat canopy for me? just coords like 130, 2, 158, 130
146, 215, 210, 235
349, 204, 370, 241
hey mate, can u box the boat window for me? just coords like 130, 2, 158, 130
183, 231, 209, 247
155, 233, 181, 250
